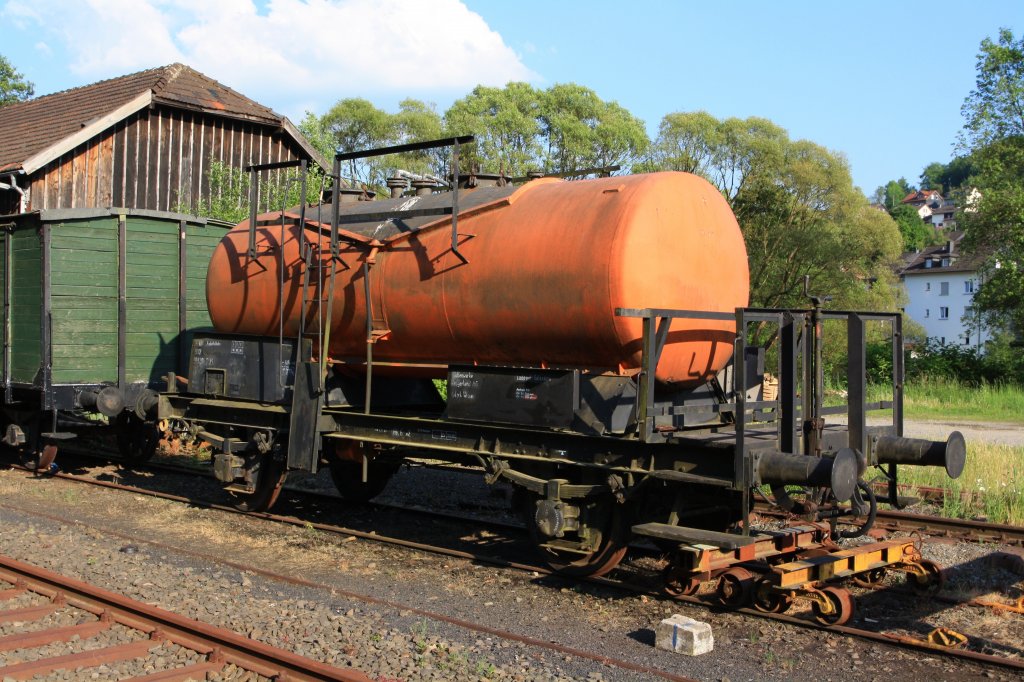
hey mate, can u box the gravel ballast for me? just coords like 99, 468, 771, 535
0, 464, 1020, 681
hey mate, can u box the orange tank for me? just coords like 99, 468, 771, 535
206, 172, 749, 387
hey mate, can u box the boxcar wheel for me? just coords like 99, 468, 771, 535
523, 495, 628, 578
329, 459, 399, 503
116, 415, 160, 463
229, 454, 287, 512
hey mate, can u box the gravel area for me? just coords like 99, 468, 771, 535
0, 463, 1020, 681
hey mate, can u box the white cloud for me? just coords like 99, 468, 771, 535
34, 42, 52, 56
3, 0, 537, 113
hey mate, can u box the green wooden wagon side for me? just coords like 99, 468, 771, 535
0, 208, 230, 456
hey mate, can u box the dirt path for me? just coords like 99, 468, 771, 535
880, 418, 1024, 447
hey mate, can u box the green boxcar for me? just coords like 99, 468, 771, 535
1, 208, 230, 418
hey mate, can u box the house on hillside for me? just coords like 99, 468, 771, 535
900, 188, 944, 220
899, 231, 991, 352
0, 63, 328, 216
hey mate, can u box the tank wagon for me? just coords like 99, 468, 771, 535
0, 208, 231, 467
157, 138, 964, 619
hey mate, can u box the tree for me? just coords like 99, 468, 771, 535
322, 98, 399, 189
0, 55, 33, 106
960, 28, 1024, 150
872, 178, 914, 209
443, 83, 543, 177
444, 83, 648, 178
957, 29, 1024, 334
646, 111, 904, 313
537, 83, 648, 175
889, 203, 932, 250
919, 162, 946, 191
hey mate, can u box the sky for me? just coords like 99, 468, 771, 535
1, 0, 1022, 195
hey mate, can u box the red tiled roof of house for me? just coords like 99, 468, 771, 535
0, 64, 281, 172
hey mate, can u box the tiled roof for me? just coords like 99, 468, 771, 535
0, 64, 282, 172
899, 231, 987, 275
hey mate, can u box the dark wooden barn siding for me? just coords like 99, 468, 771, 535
29, 107, 303, 214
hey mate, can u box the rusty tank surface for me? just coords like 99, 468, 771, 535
205, 171, 749, 387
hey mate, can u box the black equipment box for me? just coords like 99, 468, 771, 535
446, 366, 579, 428
188, 334, 297, 404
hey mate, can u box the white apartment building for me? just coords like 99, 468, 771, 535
899, 232, 990, 351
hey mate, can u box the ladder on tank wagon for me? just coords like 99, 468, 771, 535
243, 136, 477, 475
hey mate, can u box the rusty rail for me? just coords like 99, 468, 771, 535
0, 554, 369, 681
5, 464, 1023, 675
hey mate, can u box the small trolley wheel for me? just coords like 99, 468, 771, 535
662, 566, 702, 598
752, 576, 793, 614
852, 567, 887, 588
911, 559, 945, 593
715, 567, 754, 608
811, 586, 855, 626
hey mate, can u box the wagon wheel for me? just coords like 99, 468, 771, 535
910, 559, 945, 594
752, 576, 793, 613
523, 495, 628, 578
715, 567, 754, 608
327, 441, 400, 503
811, 586, 855, 626
116, 414, 160, 464
228, 452, 287, 513
662, 564, 702, 598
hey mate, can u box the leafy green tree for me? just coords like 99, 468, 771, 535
0, 55, 33, 107
938, 155, 976, 193
872, 178, 914, 209
444, 83, 543, 177
647, 111, 903, 312
537, 83, 648, 176
919, 162, 946, 191
960, 28, 1024, 149
889, 203, 932, 250
322, 98, 399, 189
957, 29, 1024, 334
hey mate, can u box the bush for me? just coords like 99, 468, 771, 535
905, 334, 1024, 385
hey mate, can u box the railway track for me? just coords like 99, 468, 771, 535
0, 552, 368, 681
4, 461, 1023, 676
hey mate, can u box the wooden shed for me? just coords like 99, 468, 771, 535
0, 63, 328, 216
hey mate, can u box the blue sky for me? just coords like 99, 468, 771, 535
2, 0, 1021, 195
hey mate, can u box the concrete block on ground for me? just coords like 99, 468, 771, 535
655, 614, 713, 655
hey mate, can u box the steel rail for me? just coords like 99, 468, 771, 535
0, 498, 698, 682
3, 465, 1022, 674
0, 553, 370, 681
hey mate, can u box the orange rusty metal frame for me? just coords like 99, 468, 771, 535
676, 524, 832, 581
768, 539, 918, 589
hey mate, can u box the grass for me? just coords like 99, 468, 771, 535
891, 441, 1024, 525
862, 377, 1024, 423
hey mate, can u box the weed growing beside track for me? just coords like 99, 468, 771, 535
890, 442, 1024, 525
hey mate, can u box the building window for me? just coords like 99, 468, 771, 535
964, 335, 970, 345
925, 282, 931, 291
925, 260, 933, 268
940, 336, 946, 344
964, 280, 975, 293
939, 307, 949, 319
940, 282, 949, 296
924, 309, 930, 318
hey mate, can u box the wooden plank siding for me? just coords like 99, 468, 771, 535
49, 218, 118, 384
9, 225, 41, 384
26, 106, 306, 214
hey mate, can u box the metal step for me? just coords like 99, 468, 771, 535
631, 522, 758, 550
